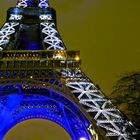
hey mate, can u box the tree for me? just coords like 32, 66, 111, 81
110, 72, 140, 130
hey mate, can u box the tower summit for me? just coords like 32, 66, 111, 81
0, 0, 138, 140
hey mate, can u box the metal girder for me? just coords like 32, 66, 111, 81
63, 68, 138, 140
0, 84, 98, 140
0, 14, 22, 49
0, 22, 20, 49
39, 0, 49, 9
40, 22, 66, 50
16, 0, 29, 8
16, 0, 49, 8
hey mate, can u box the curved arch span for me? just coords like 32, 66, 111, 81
0, 85, 95, 140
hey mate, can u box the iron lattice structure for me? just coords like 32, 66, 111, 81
0, 0, 138, 140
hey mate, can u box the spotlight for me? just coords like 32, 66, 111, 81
80, 137, 86, 140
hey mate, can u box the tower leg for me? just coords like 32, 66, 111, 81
62, 68, 138, 140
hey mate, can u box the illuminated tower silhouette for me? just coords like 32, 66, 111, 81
0, 0, 138, 140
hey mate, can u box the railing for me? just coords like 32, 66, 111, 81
0, 50, 81, 69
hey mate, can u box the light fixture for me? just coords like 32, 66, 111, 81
79, 137, 86, 140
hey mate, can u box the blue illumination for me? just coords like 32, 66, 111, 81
12, 8, 23, 15
6, 95, 21, 109
27, 43, 41, 50
18, 29, 43, 50
0, 85, 91, 140
40, 5, 47, 9
39, 0, 49, 9
27, 0, 37, 7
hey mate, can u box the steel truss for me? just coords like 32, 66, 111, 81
0, 14, 22, 50
61, 68, 138, 140
0, 88, 95, 140
2, 0, 65, 50
16, 0, 28, 8
0, 22, 19, 50
40, 22, 65, 50
16, 0, 49, 8
39, 0, 49, 8
0, 21, 65, 51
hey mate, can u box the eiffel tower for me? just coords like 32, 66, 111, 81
0, 0, 138, 140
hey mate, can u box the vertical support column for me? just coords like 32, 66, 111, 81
0, 14, 22, 50
39, 15, 66, 50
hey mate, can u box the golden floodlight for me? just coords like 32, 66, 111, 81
75, 55, 80, 61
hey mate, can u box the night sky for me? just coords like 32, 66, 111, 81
0, 0, 140, 140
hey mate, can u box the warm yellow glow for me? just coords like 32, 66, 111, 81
30, 76, 33, 79
53, 51, 66, 59
75, 55, 80, 61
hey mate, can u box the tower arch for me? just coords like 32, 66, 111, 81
0, 83, 98, 140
